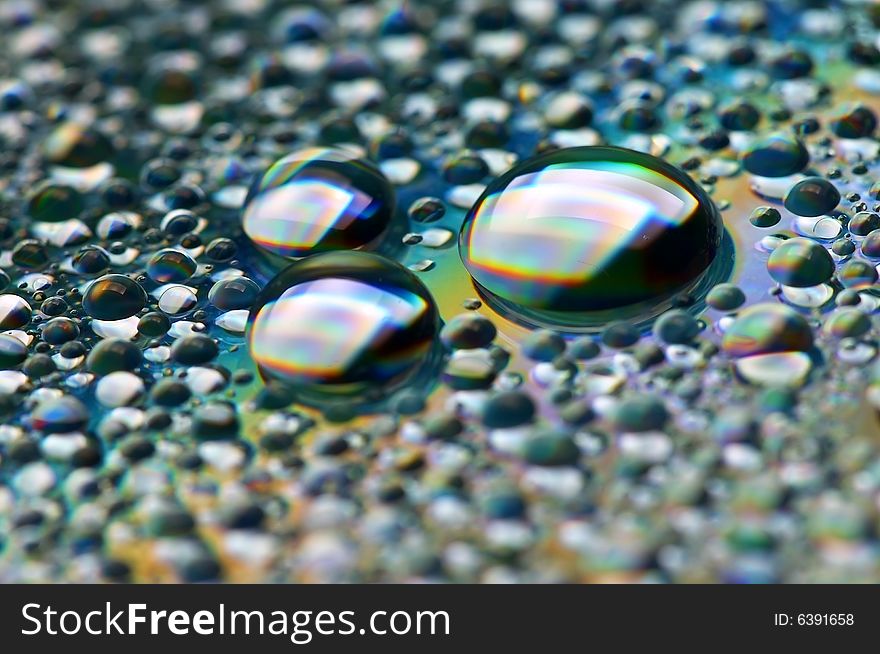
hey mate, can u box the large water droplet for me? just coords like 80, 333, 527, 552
242, 147, 396, 260
248, 251, 439, 404
82, 274, 148, 320
458, 146, 724, 329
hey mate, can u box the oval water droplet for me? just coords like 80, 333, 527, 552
82, 275, 148, 321
766, 237, 835, 287
458, 146, 724, 330
242, 147, 395, 260
248, 251, 439, 405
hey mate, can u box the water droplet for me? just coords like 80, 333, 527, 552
87, 338, 142, 375
823, 308, 872, 339
0, 294, 32, 330
208, 277, 260, 311
215, 310, 249, 334
440, 313, 497, 350
82, 275, 147, 320
767, 238, 835, 287
27, 395, 88, 438
832, 238, 857, 258
27, 182, 83, 223
248, 251, 439, 404
146, 249, 197, 283
242, 147, 395, 259
41, 317, 79, 345
171, 335, 218, 366
837, 340, 876, 364
459, 146, 724, 329
741, 133, 810, 177
861, 229, 880, 258
96, 371, 145, 407
158, 285, 198, 315
138, 312, 170, 337
72, 246, 111, 276
408, 259, 434, 272
92, 317, 140, 340
749, 206, 781, 228
43, 122, 114, 169
706, 283, 746, 311
830, 103, 877, 138
653, 309, 701, 344
848, 211, 880, 236
722, 304, 814, 358
0, 333, 28, 369
838, 260, 878, 288
12, 240, 49, 269
407, 196, 446, 223
419, 228, 454, 248
783, 177, 841, 217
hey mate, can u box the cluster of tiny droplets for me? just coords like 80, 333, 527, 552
3, 0, 880, 583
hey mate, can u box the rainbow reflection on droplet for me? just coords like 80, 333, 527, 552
722, 303, 814, 358
721, 303, 816, 387
146, 248, 197, 283
248, 251, 439, 403
766, 238, 835, 288
242, 147, 395, 260
458, 146, 723, 329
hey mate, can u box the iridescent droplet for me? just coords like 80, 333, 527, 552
459, 146, 723, 329
146, 249, 198, 283
723, 303, 815, 387
27, 182, 83, 223
861, 229, 880, 258
722, 304, 814, 358
242, 147, 395, 259
248, 251, 439, 403
848, 211, 880, 236
830, 103, 877, 139
766, 238, 835, 288
823, 309, 872, 339
838, 260, 878, 289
